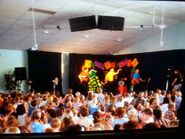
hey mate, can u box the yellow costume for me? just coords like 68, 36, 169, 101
104, 68, 122, 84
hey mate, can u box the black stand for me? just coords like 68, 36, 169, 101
17, 80, 22, 91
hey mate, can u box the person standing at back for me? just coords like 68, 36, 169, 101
171, 69, 183, 91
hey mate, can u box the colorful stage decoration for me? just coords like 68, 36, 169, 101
94, 61, 104, 70
91, 62, 95, 69
118, 59, 127, 68
110, 62, 116, 69
104, 61, 116, 70
104, 61, 111, 70
131, 58, 139, 67
127, 59, 132, 67
78, 58, 140, 92
84, 60, 92, 68
78, 65, 90, 82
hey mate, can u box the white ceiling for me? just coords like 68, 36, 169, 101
0, 0, 185, 54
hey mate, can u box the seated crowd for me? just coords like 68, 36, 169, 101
0, 87, 182, 134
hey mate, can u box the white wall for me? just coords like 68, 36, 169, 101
117, 21, 185, 54
0, 49, 28, 93
0, 49, 69, 95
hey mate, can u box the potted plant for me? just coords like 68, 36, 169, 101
4, 70, 17, 90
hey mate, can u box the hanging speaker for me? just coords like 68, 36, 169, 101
14, 67, 27, 80
97, 15, 125, 31
69, 15, 96, 32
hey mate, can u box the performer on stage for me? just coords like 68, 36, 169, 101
118, 79, 128, 96
88, 69, 102, 92
171, 69, 183, 91
130, 69, 144, 92
104, 68, 122, 84
104, 68, 122, 94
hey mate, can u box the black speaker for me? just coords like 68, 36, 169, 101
14, 67, 27, 80
165, 67, 173, 80
97, 15, 125, 31
69, 15, 96, 32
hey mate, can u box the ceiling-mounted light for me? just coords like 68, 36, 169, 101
56, 25, 62, 30
139, 25, 143, 30
152, 2, 166, 46
160, 41, 164, 47
116, 38, 122, 42
84, 35, 89, 38
42, 26, 49, 34
110, 51, 117, 55
31, 44, 38, 51
43, 30, 49, 34
159, 24, 167, 30
31, 0, 38, 50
